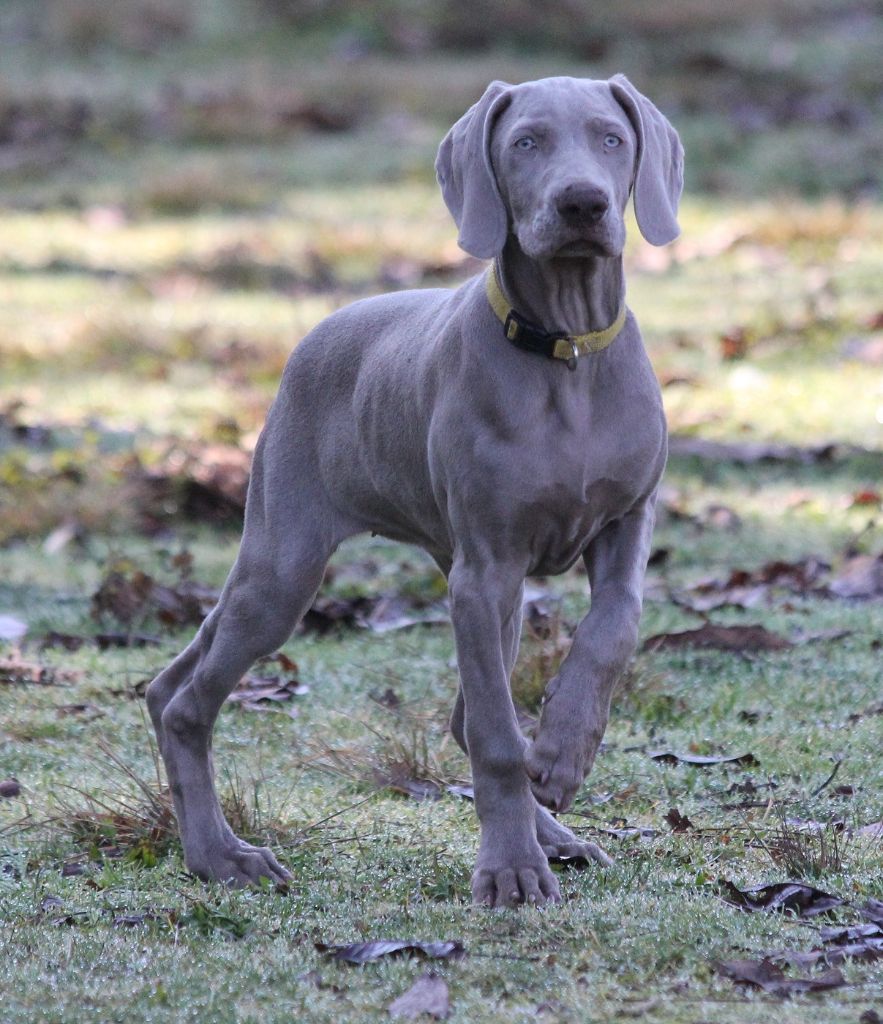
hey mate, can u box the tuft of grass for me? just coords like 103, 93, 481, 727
47, 734, 177, 866
755, 811, 849, 879
299, 698, 467, 798
510, 608, 569, 715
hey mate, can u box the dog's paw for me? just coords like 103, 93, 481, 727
186, 840, 292, 890
525, 741, 582, 812
535, 805, 613, 867
471, 855, 561, 909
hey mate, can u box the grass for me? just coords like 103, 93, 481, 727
1, 6, 882, 1020
1, 232, 881, 1018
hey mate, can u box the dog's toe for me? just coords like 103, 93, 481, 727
471, 861, 561, 909
187, 840, 292, 889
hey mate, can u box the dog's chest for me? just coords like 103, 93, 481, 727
508, 384, 665, 574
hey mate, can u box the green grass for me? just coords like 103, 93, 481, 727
1, 518, 881, 1022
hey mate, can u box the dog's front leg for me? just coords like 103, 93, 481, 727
526, 501, 656, 814
448, 558, 560, 907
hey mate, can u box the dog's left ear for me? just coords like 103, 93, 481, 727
609, 74, 684, 246
436, 81, 512, 259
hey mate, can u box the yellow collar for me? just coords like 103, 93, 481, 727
485, 262, 626, 368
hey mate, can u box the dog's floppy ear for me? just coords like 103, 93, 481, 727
436, 81, 512, 259
609, 74, 684, 246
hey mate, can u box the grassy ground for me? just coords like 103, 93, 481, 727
2, 6, 883, 1021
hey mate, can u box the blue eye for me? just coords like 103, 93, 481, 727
514, 137, 536, 151
604, 134, 622, 149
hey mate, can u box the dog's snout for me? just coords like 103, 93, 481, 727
555, 185, 609, 225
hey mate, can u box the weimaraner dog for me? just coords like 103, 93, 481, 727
147, 74, 683, 908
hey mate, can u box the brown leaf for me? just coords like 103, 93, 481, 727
847, 701, 883, 724
715, 958, 845, 996
363, 595, 448, 633
851, 489, 882, 507
90, 568, 155, 625
0, 778, 21, 798
665, 807, 694, 832
718, 880, 844, 917
226, 652, 309, 712
642, 622, 792, 653
40, 631, 162, 651
719, 326, 749, 361
370, 687, 402, 709
91, 564, 220, 629
56, 703, 105, 720
597, 824, 658, 840
315, 940, 465, 965
0, 655, 80, 687
650, 750, 757, 768
677, 558, 829, 613
388, 972, 450, 1020
826, 554, 883, 599
374, 764, 442, 802
298, 595, 373, 634
132, 441, 251, 526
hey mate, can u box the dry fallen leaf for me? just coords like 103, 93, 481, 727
674, 558, 829, 612
226, 652, 309, 713
642, 622, 792, 653
91, 565, 219, 629
665, 808, 694, 832
0, 778, 21, 798
40, 631, 162, 651
0, 655, 80, 687
388, 972, 450, 1020
315, 940, 465, 965
718, 880, 844, 917
826, 554, 883, 599
715, 957, 845, 996
649, 750, 758, 768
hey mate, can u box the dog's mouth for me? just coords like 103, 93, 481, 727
554, 238, 614, 258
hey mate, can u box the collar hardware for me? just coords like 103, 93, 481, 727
486, 264, 626, 368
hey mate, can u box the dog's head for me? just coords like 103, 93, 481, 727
436, 75, 684, 261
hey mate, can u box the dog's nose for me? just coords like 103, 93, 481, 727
555, 185, 609, 224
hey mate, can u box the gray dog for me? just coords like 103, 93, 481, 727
146, 74, 683, 908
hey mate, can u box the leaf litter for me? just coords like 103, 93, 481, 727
714, 958, 846, 997
649, 750, 758, 768
225, 652, 309, 713
315, 939, 465, 965
718, 880, 844, 917
642, 623, 793, 653
388, 972, 450, 1020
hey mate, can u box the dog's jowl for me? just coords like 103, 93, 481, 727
146, 74, 683, 908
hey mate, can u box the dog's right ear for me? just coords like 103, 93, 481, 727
436, 81, 512, 259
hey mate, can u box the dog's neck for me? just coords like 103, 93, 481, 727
496, 240, 625, 336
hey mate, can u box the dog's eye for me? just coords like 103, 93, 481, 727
514, 136, 537, 151
603, 134, 622, 149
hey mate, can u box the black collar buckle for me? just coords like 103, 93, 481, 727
503, 311, 578, 370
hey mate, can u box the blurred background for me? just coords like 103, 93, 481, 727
0, 0, 881, 541
2, 0, 882, 197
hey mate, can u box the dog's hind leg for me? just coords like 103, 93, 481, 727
146, 436, 353, 887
